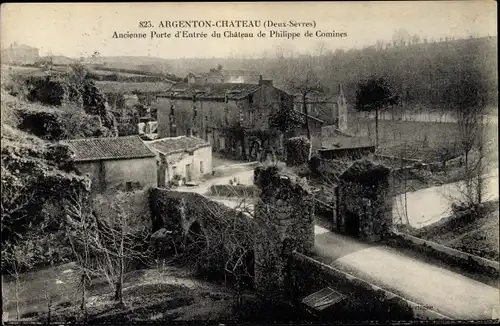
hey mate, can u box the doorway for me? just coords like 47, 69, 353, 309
344, 210, 360, 238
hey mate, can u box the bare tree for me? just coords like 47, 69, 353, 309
284, 61, 324, 140
65, 191, 97, 315
65, 190, 153, 306
445, 69, 489, 208
2, 240, 34, 320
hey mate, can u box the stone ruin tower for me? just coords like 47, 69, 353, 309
253, 165, 315, 297
336, 160, 393, 242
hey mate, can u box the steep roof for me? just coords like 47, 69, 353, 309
146, 136, 211, 155
159, 82, 262, 100
63, 136, 156, 162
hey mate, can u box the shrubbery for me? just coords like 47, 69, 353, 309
285, 136, 311, 166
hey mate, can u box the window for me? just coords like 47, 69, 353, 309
200, 161, 204, 174
249, 111, 255, 124
248, 94, 254, 105
172, 166, 178, 178
125, 182, 133, 191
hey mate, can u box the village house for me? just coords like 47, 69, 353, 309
145, 136, 212, 187
96, 81, 174, 123
64, 136, 158, 194
185, 68, 263, 85
156, 79, 296, 151
1, 43, 40, 65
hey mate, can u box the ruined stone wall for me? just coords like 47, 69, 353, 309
149, 188, 256, 285
337, 160, 393, 242
253, 165, 315, 297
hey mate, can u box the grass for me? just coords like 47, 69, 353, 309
2, 262, 237, 323
416, 200, 499, 261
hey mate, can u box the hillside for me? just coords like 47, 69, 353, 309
160, 36, 499, 112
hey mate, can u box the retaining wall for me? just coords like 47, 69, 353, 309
385, 231, 499, 279
290, 252, 449, 321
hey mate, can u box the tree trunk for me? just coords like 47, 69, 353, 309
80, 274, 87, 312
303, 94, 311, 140
375, 108, 379, 147
15, 274, 20, 321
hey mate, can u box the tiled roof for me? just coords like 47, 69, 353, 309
159, 82, 261, 100
63, 136, 156, 162
146, 136, 211, 155
95, 81, 174, 94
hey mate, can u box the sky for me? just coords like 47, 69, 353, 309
1, 1, 497, 59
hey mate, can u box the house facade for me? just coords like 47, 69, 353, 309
145, 136, 212, 187
156, 79, 295, 152
64, 136, 157, 194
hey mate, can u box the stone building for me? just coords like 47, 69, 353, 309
156, 80, 295, 151
1, 43, 40, 65
64, 135, 157, 194
146, 135, 212, 187
335, 160, 392, 242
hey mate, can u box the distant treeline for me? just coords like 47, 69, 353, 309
167, 37, 498, 112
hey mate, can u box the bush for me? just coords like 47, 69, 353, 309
15, 105, 116, 141
285, 136, 311, 166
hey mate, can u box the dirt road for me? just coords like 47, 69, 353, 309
315, 231, 500, 320
393, 172, 499, 228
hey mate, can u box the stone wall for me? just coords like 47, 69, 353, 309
253, 165, 315, 297
290, 252, 450, 321
385, 231, 499, 280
